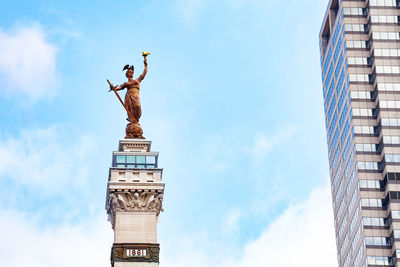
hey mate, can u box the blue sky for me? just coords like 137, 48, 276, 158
0, 0, 338, 266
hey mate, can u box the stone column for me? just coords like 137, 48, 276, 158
106, 139, 164, 267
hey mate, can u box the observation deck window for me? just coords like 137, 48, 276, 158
112, 154, 158, 168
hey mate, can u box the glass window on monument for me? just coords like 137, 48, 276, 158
116, 155, 126, 167
137, 156, 146, 164
112, 154, 158, 168
147, 156, 156, 164
126, 155, 136, 163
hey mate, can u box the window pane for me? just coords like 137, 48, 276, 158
394, 136, 400, 144
116, 155, 125, 163
126, 156, 136, 163
146, 156, 156, 164
361, 199, 369, 206
136, 156, 145, 164
393, 211, 400, 219
395, 230, 400, 238
367, 180, 375, 188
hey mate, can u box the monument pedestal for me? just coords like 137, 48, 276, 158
106, 139, 164, 267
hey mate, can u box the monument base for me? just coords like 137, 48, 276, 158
126, 122, 144, 139
111, 243, 160, 267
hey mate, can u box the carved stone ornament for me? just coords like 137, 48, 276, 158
119, 139, 151, 152
107, 191, 164, 226
111, 243, 160, 265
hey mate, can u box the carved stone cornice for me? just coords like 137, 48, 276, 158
107, 182, 165, 191
111, 243, 160, 265
107, 191, 164, 227
119, 139, 151, 152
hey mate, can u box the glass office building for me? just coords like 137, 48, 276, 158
320, 0, 400, 266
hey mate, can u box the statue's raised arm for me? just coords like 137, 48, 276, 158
107, 52, 150, 139
138, 52, 149, 82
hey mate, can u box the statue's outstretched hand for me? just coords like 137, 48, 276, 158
107, 79, 115, 92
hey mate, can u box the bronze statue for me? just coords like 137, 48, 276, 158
107, 52, 149, 139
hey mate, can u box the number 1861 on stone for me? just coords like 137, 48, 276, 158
125, 248, 147, 258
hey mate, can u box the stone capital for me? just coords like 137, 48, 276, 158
107, 191, 164, 228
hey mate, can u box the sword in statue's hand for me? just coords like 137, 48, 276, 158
107, 79, 135, 120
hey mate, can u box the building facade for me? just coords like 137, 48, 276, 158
320, 0, 400, 266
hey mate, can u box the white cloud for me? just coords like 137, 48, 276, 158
0, 125, 334, 267
161, 183, 337, 267
0, 211, 112, 267
199, 126, 297, 174
0, 24, 58, 101
0, 125, 95, 195
0, 160, 336, 267
249, 125, 297, 162
0, 125, 112, 266
200, 134, 236, 174
223, 184, 338, 267
221, 209, 242, 235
